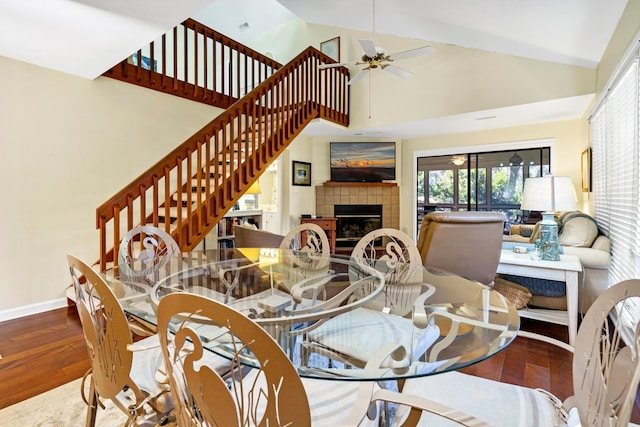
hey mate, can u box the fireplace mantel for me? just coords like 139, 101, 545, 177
322, 181, 397, 187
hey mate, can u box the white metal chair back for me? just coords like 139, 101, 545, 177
351, 228, 424, 316
280, 223, 330, 255
569, 279, 640, 425
118, 225, 180, 282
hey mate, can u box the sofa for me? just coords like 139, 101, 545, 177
502, 211, 610, 313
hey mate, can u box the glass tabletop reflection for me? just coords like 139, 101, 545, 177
110, 248, 519, 382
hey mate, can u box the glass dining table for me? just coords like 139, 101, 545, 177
110, 248, 519, 383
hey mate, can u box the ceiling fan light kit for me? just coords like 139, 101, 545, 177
318, 0, 433, 84
332, 39, 433, 85
317, 0, 434, 117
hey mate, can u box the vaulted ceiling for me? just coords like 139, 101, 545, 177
0, 0, 629, 137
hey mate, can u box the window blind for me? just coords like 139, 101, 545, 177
590, 46, 640, 346
590, 54, 640, 284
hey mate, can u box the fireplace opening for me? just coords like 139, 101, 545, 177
334, 204, 383, 248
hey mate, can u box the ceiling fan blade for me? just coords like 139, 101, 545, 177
348, 69, 369, 85
359, 39, 378, 57
319, 62, 356, 69
388, 46, 433, 61
382, 64, 413, 79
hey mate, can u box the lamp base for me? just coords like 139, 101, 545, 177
538, 212, 560, 261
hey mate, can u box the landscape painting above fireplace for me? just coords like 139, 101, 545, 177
330, 142, 396, 182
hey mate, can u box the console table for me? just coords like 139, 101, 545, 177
300, 217, 337, 254
497, 249, 582, 352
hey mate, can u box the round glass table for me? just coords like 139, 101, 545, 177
113, 248, 519, 382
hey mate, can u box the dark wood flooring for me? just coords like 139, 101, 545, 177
0, 307, 639, 423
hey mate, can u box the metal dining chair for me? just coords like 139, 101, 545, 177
388, 279, 640, 426
156, 292, 382, 426
117, 225, 181, 336
279, 223, 332, 300
118, 225, 181, 284
66, 254, 173, 427
301, 228, 440, 369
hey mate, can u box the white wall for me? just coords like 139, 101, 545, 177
0, 56, 220, 319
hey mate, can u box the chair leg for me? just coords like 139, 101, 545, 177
85, 378, 98, 427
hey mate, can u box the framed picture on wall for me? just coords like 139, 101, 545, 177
320, 37, 340, 62
292, 161, 312, 186
581, 147, 591, 192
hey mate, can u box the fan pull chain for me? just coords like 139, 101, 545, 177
369, 69, 372, 119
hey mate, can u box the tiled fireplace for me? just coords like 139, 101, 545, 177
315, 183, 399, 246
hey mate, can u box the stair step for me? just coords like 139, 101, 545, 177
242, 134, 267, 144
191, 177, 218, 191
158, 206, 191, 220
172, 192, 207, 204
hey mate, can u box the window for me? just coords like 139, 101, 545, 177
590, 48, 640, 285
590, 41, 640, 346
416, 147, 550, 227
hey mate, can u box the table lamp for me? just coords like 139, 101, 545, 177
521, 176, 576, 261
244, 180, 261, 209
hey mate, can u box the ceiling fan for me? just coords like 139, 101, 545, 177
319, 40, 433, 85
317, 0, 433, 118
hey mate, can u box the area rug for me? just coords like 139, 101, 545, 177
0, 378, 127, 427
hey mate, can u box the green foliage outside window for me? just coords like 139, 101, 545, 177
491, 166, 523, 205
458, 168, 486, 204
428, 170, 454, 204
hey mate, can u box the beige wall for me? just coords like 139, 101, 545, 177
0, 56, 219, 318
596, 0, 640, 95
2, 3, 638, 318
249, 20, 595, 131
401, 119, 588, 237
282, 134, 317, 229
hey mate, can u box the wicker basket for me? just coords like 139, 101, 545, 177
493, 277, 532, 310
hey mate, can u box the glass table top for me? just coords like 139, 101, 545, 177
108, 248, 519, 382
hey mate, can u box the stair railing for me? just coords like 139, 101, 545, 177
96, 46, 349, 270
104, 18, 282, 109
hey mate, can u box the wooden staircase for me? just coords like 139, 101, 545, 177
96, 21, 350, 271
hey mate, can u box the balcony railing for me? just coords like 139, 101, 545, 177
104, 18, 282, 109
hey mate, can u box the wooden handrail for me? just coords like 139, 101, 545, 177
104, 18, 282, 109
96, 46, 350, 270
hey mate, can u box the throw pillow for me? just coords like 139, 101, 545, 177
559, 216, 598, 247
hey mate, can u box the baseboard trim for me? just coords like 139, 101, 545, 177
0, 298, 68, 323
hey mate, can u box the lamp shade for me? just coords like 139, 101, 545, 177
246, 180, 261, 195
521, 176, 576, 212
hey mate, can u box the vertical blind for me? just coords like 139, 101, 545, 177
591, 54, 640, 285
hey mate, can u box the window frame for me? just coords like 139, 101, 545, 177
412, 139, 555, 239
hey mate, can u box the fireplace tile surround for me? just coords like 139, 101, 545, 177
314, 183, 399, 230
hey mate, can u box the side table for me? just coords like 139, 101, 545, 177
300, 217, 337, 254
497, 249, 582, 352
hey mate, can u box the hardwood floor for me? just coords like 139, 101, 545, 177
0, 306, 90, 409
0, 307, 639, 423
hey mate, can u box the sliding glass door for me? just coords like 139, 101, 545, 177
417, 147, 550, 228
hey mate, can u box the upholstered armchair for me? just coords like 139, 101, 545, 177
416, 211, 507, 286
233, 224, 284, 248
